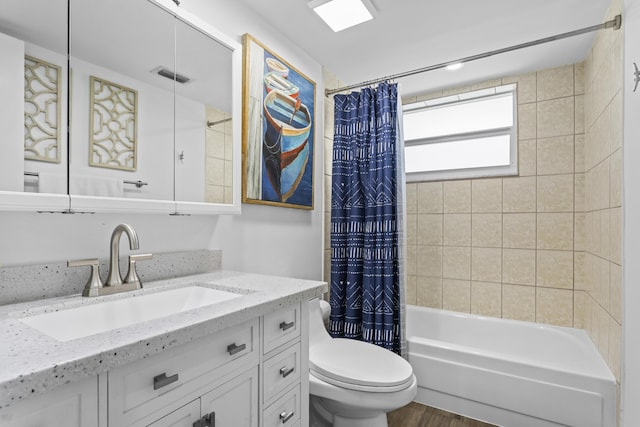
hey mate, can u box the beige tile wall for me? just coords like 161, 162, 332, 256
323, 70, 341, 284
575, 0, 623, 384
205, 106, 233, 204
403, 64, 582, 327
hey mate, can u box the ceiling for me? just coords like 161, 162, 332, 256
236, 0, 613, 97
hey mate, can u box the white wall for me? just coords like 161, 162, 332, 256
623, 0, 640, 424
183, 0, 325, 280
0, 0, 324, 284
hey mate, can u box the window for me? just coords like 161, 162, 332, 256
402, 84, 517, 182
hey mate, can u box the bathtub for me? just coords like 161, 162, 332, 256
406, 305, 616, 427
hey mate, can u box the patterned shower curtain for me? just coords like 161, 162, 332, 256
329, 82, 406, 355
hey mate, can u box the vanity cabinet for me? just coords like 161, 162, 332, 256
0, 300, 309, 427
110, 300, 307, 427
111, 301, 308, 427
0, 375, 99, 427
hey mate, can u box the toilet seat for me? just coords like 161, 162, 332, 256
309, 338, 414, 393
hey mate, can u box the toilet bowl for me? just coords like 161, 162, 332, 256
308, 299, 417, 427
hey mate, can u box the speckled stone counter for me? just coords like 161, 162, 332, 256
0, 270, 326, 409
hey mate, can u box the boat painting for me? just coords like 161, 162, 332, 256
264, 71, 299, 98
266, 57, 289, 78
242, 34, 315, 209
262, 90, 311, 202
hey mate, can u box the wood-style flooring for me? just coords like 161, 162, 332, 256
388, 402, 499, 427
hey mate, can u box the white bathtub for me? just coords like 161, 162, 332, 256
406, 305, 616, 427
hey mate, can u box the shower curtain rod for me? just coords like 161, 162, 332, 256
325, 14, 622, 97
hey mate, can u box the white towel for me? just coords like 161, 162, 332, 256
70, 176, 124, 197
37, 172, 67, 194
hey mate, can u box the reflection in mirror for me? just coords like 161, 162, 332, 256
0, 0, 68, 195
173, 17, 234, 204
69, 0, 176, 201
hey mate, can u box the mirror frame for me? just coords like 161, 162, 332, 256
0, 192, 69, 212
0, 0, 242, 215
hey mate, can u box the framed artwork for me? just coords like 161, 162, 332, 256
242, 34, 315, 209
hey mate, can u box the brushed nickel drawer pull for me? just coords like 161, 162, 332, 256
279, 411, 294, 424
279, 321, 295, 331
280, 366, 295, 378
227, 342, 246, 355
153, 372, 179, 390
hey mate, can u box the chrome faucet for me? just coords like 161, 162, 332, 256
68, 223, 152, 297
106, 223, 139, 287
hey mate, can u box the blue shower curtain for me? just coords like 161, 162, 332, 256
329, 82, 405, 355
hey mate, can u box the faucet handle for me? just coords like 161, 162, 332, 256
124, 253, 153, 289
68, 258, 104, 297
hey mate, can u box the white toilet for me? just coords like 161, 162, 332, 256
308, 299, 417, 427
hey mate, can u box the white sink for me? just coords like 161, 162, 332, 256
19, 286, 242, 342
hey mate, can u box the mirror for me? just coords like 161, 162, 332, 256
68, 0, 238, 212
0, 0, 240, 213
174, 17, 234, 205
0, 0, 69, 197
69, 0, 177, 203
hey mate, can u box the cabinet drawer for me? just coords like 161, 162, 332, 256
263, 303, 300, 354
263, 384, 300, 427
263, 342, 301, 404
109, 318, 258, 425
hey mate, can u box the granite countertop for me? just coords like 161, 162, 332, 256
0, 270, 326, 410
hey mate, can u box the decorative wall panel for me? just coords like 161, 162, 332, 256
24, 55, 62, 163
89, 76, 137, 171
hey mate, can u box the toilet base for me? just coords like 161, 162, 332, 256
334, 413, 388, 427
310, 395, 389, 427
310, 396, 332, 427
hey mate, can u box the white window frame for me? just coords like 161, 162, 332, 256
402, 84, 518, 182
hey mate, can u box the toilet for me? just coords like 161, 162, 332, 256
308, 299, 417, 427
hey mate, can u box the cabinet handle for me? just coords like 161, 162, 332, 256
193, 411, 215, 427
280, 366, 295, 378
204, 411, 216, 427
227, 342, 246, 355
153, 372, 179, 390
279, 411, 294, 424
279, 321, 295, 331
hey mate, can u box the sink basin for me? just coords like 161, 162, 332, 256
19, 286, 242, 342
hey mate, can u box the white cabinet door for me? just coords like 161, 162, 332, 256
0, 376, 98, 427
200, 367, 258, 427
147, 399, 200, 427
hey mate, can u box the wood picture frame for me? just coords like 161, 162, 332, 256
242, 34, 315, 209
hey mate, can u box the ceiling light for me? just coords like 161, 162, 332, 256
309, 0, 375, 32
445, 62, 464, 71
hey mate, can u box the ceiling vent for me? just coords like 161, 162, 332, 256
152, 66, 191, 84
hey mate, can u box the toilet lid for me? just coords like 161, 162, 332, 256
309, 338, 413, 392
